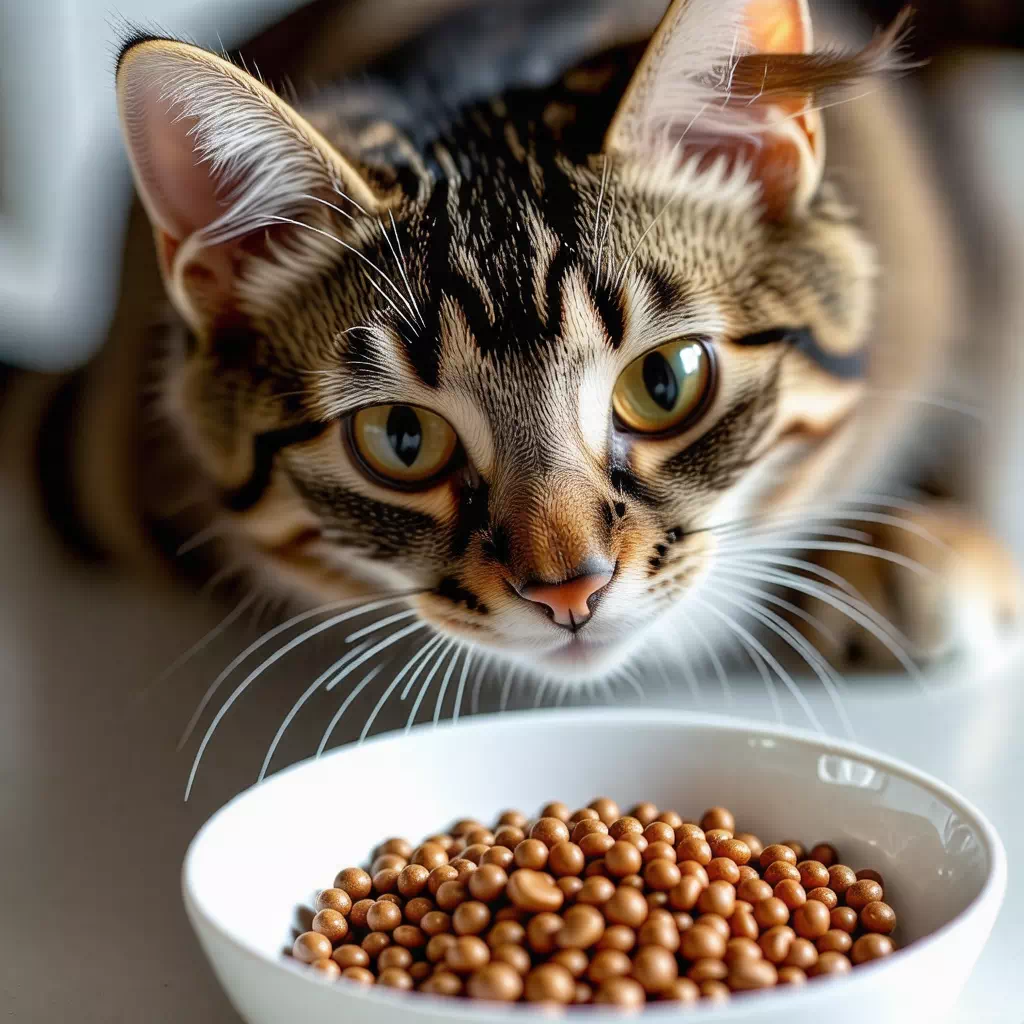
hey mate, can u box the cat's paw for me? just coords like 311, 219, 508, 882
792, 504, 1022, 674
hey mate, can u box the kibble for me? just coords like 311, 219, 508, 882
293, 802, 900, 1005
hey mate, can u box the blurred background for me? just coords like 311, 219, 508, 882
2, 1, 1023, 1021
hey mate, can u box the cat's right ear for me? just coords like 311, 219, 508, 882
116, 37, 383, 333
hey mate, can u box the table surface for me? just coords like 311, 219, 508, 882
4, 50, 1024, 1024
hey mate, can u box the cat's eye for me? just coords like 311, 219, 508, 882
349, 404, 459, 487
612, 339, 713, 435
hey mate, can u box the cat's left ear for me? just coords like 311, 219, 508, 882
605, 0, 909, 219
116, 37, 385, 333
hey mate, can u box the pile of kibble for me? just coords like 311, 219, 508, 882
291, 800, 898, 1007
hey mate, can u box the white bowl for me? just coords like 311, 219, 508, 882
182, 709, 1006, 1023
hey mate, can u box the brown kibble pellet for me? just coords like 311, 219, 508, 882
686, 958, 728, 983
506, 869, 564, 913
393, 925, 426, 949
699, 979, 731, 1003
557, 904, 605, 949
348, 899, 374, 929
333, 868, 373, 902
577, 875, 615, 906
571, 818, 609, 844
707, 857, 741, 885
774, 879, 807, 911
451, 820, 484, 837
697, 913, 731, 942
427, 864, 459, 896
705, 829, 734, 854
676, 837, 713, 866
468, 865, 507, 904
493, 826, 526, 850
541, 801, 571, 822
435, 880, 469, 912
817, 929, 853, 954
828, 864, 857, 896
452, 901, 491, 936
410, 961, 432, 983
630, 802, 660, 826
595, 976, 646, 1008
810, 844, 839, 867
638, 915, 679, 952
701, 807, 736, 833
426, 833, 456, 852
421, 910, 451, 936
487, 920, 525, 948
725, 937, 763, 964
531, 817, 570, 849
426, 933, 457, 963
570, 807, 599, 825
481, 846, 515, 870
315, 888, 353, 916
717, 839, 751, 866
851, 933, 895, 964
372, 853, 407, 875
605, 884, 649, 927
830, 906, 858, 934
662, 977, 700, 1003
589, 798, 620, 825
459, 846, 488, 867
644, 821, 675, 846
341, 966, 375, 985
551, 948, 589, 978
366, 900, 402, 933
377, 966, 413, 990
605, 840, 643, 878
467, 962, 524, 1002
588, 949, 632, 984
397, 864, 430, 899
861, 901, 897, 934
792, 900, 830, 939
737, 865, 760, 884
311, 909, 349, 944
764, 861, 801, 886
809, 950, 852, 977
807, 887, 839, 911
781, 840, 806, 860
377, 892, 402, 906
846, 879, 884, 912
783, 937, 819, 970
857, 868, 885, 887
377, 946, 413, 971
760, 844, 798, 870
609, 816, 645, 840
513, 839, 549, 871
421, 970, 463, 995
668, 875, 703, 911
735, 833, 764, 860
758, 925, 795, 964
377, 837, 414, 859
797, 860, 830, 889
579, 833, 615, 859
731, 907, 759, 941
680, 924, 727, 961
678, 861, 711, 886
676, 823, 705, 841
729, 958, 778, 991
644, 858, 682, 892
310, 957, 341, 979
778, 966, 807, 986
643, 841, 677, 866
491, 943, 531, 975
527, 912, 564, 955
464, 828, 495, 848
631, 944, 678, 993
361, 931, 391, 958
445, 935, 490, 974
497, 810, 528, 829
753, 897, 789, 930
293, 932, 332, 964
698, 880, 736, 918
548, 841, 585, 877
621, 833, 649, 854
332, 944, 369, 969
737, 878, 773, 904
412, 843, 449, 871
598, 924, 637, 952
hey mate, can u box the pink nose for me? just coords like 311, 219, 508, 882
520, 569, 614, 631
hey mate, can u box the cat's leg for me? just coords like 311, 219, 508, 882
790, 503, 1022, 671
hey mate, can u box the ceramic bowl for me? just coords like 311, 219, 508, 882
183, 708, 1005, 1023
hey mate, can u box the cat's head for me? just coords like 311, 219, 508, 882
117, 0, 905, 682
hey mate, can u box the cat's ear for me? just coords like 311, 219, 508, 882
604, 0, 910, 219
116, 38, 383, 332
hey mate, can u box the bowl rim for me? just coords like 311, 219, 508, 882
182, 707, 1008, 1019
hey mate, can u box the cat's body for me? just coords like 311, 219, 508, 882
3, 0, 1019, 704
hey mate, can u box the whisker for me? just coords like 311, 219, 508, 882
692, 596, 826, 733
470, 657, 488, 715
184, 598, 420, 799
675, 606, 728, 706
716, 539, 934, 577
178, 593, 414, 752
434, 646, 465, 726
499, 666, 518, 713
176, 524, 222, 556
718, 553, 866, 602
389, 210, 425, 326
359, 633, 442, 743
399, 634, 448, 700
407, 640, 456, 732
344, 608, 417, 643
450, 649, 474, 726
316, 665, 386, 757
711, 573, 837, 645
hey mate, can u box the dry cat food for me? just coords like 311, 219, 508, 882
291, 800, 899, 1006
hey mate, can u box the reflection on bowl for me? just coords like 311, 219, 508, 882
183, 709, 1005, 1024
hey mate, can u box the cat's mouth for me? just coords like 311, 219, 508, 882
539, 634, 622, 672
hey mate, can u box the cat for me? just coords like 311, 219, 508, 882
10, 0, 1022, 712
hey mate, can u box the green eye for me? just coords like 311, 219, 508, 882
350, 404, 459, 487
613, 339, 713, 434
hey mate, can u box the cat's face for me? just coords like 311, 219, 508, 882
118, 0, 897, 683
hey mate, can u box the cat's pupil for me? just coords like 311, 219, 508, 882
642, 352, 679, 412
386, 405, 422, 467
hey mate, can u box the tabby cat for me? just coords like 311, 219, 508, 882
16, 0, 1024, 713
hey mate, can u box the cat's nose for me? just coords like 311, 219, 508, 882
517, 559, 615, 632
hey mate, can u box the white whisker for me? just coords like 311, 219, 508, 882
716, 539, 933, 576
407, 640, 456, 732
359, 633, 442, 742
451, 649, 474, 725
344, 608, 417, 644
434, 646, 465, 726
399, 634, 447, 700
316, 665, 385, 757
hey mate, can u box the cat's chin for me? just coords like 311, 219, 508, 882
529, 634, 634, 681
